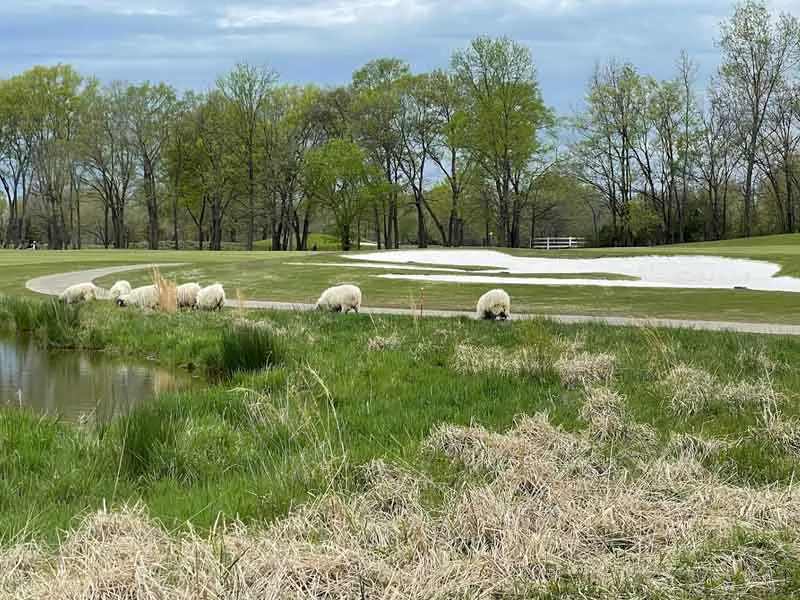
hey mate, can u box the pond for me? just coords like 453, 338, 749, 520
0, 334, 197, 422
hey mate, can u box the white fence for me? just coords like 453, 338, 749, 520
531, 237, 585, 250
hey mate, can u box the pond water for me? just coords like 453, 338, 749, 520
0, 334, 196, 422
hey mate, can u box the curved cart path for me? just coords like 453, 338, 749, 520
25, 263, 800, 337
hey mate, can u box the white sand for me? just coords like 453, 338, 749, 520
341, 249, 800, 293
284, 262, 470, 273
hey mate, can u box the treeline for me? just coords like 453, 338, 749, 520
0, 0, 798, 250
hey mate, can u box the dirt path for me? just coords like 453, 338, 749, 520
25, 263, 800, 337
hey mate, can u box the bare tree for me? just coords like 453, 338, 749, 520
716, 0, 800, 236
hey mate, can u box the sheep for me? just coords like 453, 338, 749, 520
197, 283, 226, 311
109, 280, 132, 301
315, 284, 362, 314
176, 282, 201, 310
476, 289, 511, 320
116, 284, 159, 310
59, 282, 100, 304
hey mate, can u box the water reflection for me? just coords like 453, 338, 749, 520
0, 334, 194, 422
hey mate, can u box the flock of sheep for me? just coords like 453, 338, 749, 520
58, 280, 226, 311
309, 283, 511, 320
58, 280, 512, 320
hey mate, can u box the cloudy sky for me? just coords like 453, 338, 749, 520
0, 1, 791, 114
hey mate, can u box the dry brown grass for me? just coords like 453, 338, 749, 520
151, 267, 177, 314
580, 386, 657, 446
452, 343, 543, 377
661, 364, 783, 416
554, 351, 616, 388
367, 334, 402, 351
4, 410, 800, 598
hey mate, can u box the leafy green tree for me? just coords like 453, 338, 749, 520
127, 82, 177, 249
352, 58, 410, 249
426, 69, 474, 246
452, 36, 553, 247
0, 76, 34, 247
304, 138, 380, 250
217, 63, 277, 250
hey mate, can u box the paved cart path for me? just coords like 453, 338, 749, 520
25, 263, 800, 337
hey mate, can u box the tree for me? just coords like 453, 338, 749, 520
81, 81, 137, 249
127, 82, 177, 249
352, 58, 410, 249
697, 97, 741, 239
716, 0, 800, 236
452, 36, 552, 247
24, 65, 91, 249
305, 139, 378, 250
0, 76, 33, 247
757, 83, 800, 232
571, 60, 641, 245
427, 69, 474, 246
217, 63, 277, 250
396, 73, 447, 247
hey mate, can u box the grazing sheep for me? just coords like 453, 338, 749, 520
476, 289, 511, 320
59, 282, 100, 304
315, 284, 362, 314
176, 282, 201, 310
197, 283, 226, 311
109, 280, 132, 301
116, 284, 159, 310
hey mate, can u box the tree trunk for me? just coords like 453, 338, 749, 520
144, 158, 159, 250
416, 193, 427, 248
341, 223, 351, 251
374, 205, 381, 250
743, 151, 755, 237
246, 153, 255, 251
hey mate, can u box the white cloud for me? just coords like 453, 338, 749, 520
218, 0, 432, 29
5, 0, 187, 16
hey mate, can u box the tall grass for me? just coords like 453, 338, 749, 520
0, 296, 81, 347
150, 267, 177, 314
207, 324, 286, 378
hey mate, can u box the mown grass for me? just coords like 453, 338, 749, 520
1, 233, 800, 323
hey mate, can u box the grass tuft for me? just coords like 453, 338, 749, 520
207, 324, 286, 379
554, 351, 616, 388
452, 343, 543, 377
150, 267, 177, 314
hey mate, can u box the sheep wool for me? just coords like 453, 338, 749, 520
116, 285, 159, 309
59, 282, 100, 304
176, 282, 201, 309
476, 289, 511, 320
109, 280, 132, 301
315, 284, 362, 314
197, 283, 226, 311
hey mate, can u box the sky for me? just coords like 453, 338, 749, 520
0, 0, 795, 115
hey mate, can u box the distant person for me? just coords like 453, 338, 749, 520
312, 244, 317, 252
31, 240, 38, 250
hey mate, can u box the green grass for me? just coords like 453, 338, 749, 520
2, 300, 800, 546
1, 233, 800, 323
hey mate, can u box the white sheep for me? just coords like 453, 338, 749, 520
476, 289, 511, 320
59, 282, 100, 304
197, 283, 226, 311
176, 282, 201, 310
109, 280, 132, 301
116, 284, 159, 310
315, 284, 362, 314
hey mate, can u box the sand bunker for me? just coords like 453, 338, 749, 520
342, 250, 800, 292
